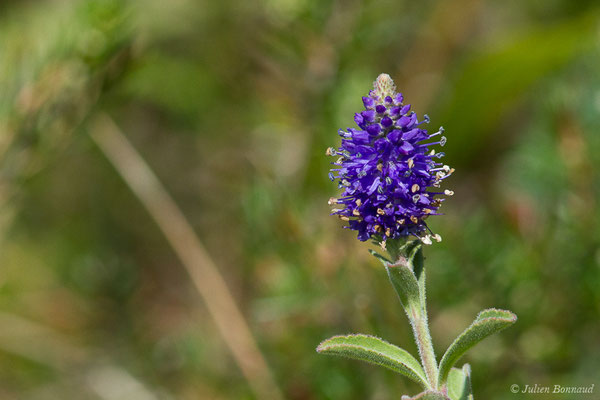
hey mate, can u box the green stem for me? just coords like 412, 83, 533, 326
386, 241, 439, 389
411, 301, 438, 389
411, 246, 439, 389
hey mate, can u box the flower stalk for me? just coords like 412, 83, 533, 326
327, 73, 452, 244
413, 294, 438, 389
317, 74, 517, 400
386, 241, 438, 388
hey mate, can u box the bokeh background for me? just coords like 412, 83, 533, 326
1, 0, 599, 399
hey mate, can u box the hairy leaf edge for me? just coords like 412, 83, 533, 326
438, 309, 517, 384
317, 334, 429, 389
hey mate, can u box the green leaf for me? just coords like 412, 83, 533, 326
317, 334, 429, 389
386, 261, 421, 317
385, 238, 420, 264
438, 309, 517, 385
370, 241, 424, 310
401, 391, 451, 400
447, 364, 473, 400
409, 245, 426, 306
368, 249, 391, 264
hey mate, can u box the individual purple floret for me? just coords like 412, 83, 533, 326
327, 74, 453, 244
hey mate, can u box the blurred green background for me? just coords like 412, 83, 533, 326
1, 0, 599, 399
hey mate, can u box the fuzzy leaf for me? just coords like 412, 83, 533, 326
447, 364, 473, 400
370, 241, 428, 317
384, 256, 421, 317
401, 391, 451, 400
368, 249, 391, 264
438, 309, 517, 385
317, 334, 429, 389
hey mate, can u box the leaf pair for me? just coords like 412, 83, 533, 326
316, 308, 516, 396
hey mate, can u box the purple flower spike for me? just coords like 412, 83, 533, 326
327, 73, 453, 243
387, 129, 402, 143
354, 113, 364, 126
397, 115, 411, 128
366, 123, 382, 136
381, 117, 393, 128
399, 141, 414, 155
361, 110, 376, 122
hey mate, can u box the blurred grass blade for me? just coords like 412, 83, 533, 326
89, 114, 283, 400
438, 10, 600, 163
447, 364, 473, 400
317, 334, 430, 389
438, 309, 517, 385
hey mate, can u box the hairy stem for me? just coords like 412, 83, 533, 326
411, 305, 438, 389
386, 241, 439, 389
411, 247, 438, 388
